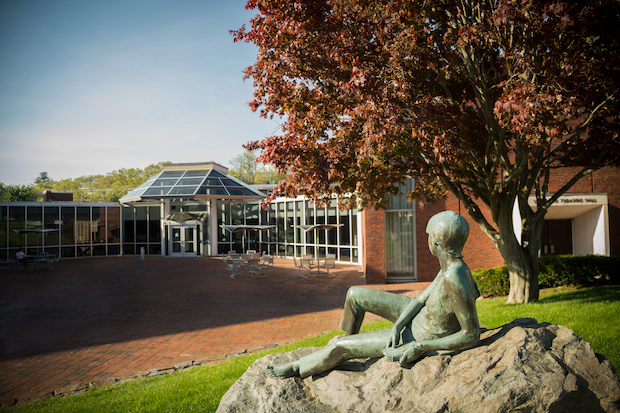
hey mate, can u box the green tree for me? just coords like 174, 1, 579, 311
230, 151, 285, 184
230, 150, 261, 184
0, 183, 38, 201
234, 0, 620, 303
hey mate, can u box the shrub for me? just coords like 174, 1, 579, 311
472, 266, 510, 297
472, 255, 620, 298
538, 255, 620, 288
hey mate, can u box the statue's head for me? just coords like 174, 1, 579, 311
426, 211, 469, 258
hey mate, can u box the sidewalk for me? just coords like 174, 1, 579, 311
0, 256, 429, 407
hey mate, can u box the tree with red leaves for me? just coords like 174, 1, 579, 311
233, 0, 620, 303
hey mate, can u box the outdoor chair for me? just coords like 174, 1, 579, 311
318, 257, 336, 278
294, 256, 315, 279
225, 257, 245, 279
244, 258, 264, 278
256, 255, 274, 277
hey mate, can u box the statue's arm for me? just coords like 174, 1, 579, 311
386, 271, 480, 364
386, 272, 439, 349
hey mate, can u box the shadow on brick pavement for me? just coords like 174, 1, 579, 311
0, 256, 428, 406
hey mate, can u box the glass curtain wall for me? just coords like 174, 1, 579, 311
122, 205, 162, 255
385, 179, 417, 280
216, 198, 359, 262
0, 204, 122, 261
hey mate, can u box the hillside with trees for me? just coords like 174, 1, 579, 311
0, 162, 170, 202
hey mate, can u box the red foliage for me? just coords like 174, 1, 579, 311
233, 0, 620, 218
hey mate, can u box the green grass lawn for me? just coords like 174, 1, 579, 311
9, 286, 619, 413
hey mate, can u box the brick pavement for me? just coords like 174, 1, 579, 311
0, 256, 429, 407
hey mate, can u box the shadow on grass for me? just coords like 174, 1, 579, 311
538, 286, 620, 305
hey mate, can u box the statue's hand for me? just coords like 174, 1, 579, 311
383, 342, 426, 364
386, 324, 401, 349
399, 342, 425, 365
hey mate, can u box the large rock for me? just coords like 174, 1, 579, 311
216, 319, 620, 413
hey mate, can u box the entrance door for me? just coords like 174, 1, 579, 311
170, 225, 197, 257
541, 219, 573, 255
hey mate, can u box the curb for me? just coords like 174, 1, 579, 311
1, 342, 286, 408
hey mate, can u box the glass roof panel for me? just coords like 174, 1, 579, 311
152, 178, 180, 187
183, 170, 210, 177
161, 171, 184, 176
177, 178, 204, 186
169, 187, 199, 195
196, 187, 229, 195
208, 170, 226, 178
219, 178, 243, 187
228, 188, 259, 196
143, 187, 173, 196
204, 178, 223, 186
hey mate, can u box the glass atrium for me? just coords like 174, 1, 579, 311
119, 162, 361, 261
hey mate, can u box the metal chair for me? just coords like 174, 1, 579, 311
294, 256, 313, 278
225, 257, 244, 279
318, 257, 336, 277
256, 255, 274, 277
244, 258, 264, 278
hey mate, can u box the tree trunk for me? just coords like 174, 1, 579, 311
484, 196, 542, 304
493, 199, 542, 304
502, 241, 540, 304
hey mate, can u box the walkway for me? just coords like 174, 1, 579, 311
0, 256, 429, 407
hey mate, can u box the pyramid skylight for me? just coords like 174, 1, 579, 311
120, 163, 265, 203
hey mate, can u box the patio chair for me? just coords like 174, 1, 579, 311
318, 257, 336, 278
225, 257, 245, 279
228, 252, 240, 260
244, 258, 264, 278
256, 255, 274, 277
294, 256, 314, 279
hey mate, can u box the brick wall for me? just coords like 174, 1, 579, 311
361, 209, 387, 283
593, 167, 620, 257
42, 191, 73, 202
361, 165, 620, 284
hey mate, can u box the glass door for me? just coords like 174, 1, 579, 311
170, 225, 197, 257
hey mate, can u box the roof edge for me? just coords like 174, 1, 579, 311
163, 162, 229, 174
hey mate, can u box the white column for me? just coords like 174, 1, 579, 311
210, 200, 219, 256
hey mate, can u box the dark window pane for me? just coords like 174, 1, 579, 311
76, 207, 90, 244
135, 207, 147, 242
148, 206, 161, 242
92, 207, 105, 243
77, 245, 91, 257
61, 207, 75, 245
107, 207, 121, 244
123, 207, 135, 243
62, 246, 75, 258
9, 206, 25, 247
44, 207, 60, 246
0, 206, 7, 248
148, 244, 161, 255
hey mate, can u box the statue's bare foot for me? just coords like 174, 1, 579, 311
267, 361, 300, 378
382, 346, 404, 362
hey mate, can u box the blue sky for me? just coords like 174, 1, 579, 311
0, 0, 279, 185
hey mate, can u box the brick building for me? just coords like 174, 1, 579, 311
362, 166, 619, 283
3, 162, 617, 285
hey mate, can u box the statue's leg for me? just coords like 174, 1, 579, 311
298, 329, 391, 378
340, 287, 412, 335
